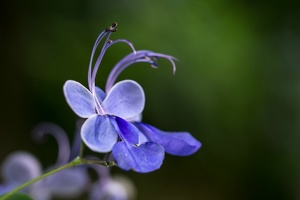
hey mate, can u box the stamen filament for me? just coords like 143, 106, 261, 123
94, 94, 105, 115
105, 51, 177, 92
90, 38, 136, 93
88, 30, 109, 91
90, 31, 113, 93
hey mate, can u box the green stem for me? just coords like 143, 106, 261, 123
81, 158, 117, 167
79, 141, 85, 158
0, 157, 83, 200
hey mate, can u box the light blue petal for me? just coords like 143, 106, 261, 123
81, 115, 118, 153
1, 151, 42, 185
63, 80, 96, 118
126, 113, 142, 122
102, 80, 145, 120
94, 86, 106, 103
112, 142, 164, 173
136, 123, 201, 156
139, 131, 149, 144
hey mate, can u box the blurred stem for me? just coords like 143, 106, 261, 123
79, 141, 85, 158
0, 156, 117, 200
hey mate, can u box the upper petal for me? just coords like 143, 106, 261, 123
81, 115, 118, 153
112, 141, 164, 173
136, 123, 201, 156
102, 80, 145, 120
63, 80, 96, 118
126, 113, 143, 122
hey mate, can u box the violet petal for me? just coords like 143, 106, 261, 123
136, 123, 201, 156
112, 116, 139, 145
112, 141, 164, 173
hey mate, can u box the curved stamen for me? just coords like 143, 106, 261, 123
105, 50, 177, 92
31, 122, 70, 167
87, 23, 137, 115
88, 22, 119, 92
90, 32, 113, 93
90, 38, 136, 94
107, 39, 136, 54
89, 39, 136, 115
94, 94, 105, 115
88, 30, 109, 91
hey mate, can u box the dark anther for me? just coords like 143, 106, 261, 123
112, 22, 118, 28
106, 22, 118, 32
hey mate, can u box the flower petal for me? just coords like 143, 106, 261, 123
112, 142, 164, 173
1, 151, 42, 185
102, 80, 145, 120
63, 80, 96, 118
126, 113, 142, 122
111, 116, 139, 145
90, 179, 128, 200
136, 123, 201, 156
81, 115, 118, 153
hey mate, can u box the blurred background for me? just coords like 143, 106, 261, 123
1, 0, 300, 199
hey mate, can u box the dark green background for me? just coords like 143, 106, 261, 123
1, 0, 300, 199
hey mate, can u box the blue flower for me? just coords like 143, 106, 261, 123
64, 80, 166, 173
63, 23, 146, 154
63, 79, 145, 153
64, 23, 201, 173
